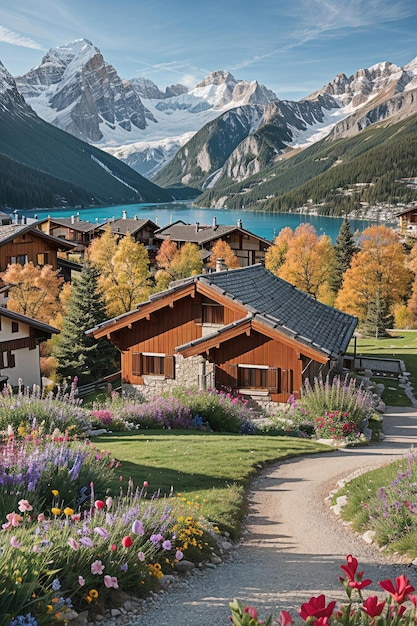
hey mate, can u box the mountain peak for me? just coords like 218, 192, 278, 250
195, 70, 237, 89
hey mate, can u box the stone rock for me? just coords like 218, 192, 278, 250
375, 383, 385, 396
332, 495, 348, 516
68, 611, 89, 626
205, 562, 217, 569
174, 559, 195, 573
364, 369, 373, 378
159, 574, 176, 589
111, 608, 122, 617
362, 530, 376, 544
211, 554, 223, 564
220, 540, 233, 552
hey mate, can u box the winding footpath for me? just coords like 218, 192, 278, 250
130, 407, 417, 626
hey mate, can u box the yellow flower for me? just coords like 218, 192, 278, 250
51, 507, 61, 515
16, 576, 22, 583
89, 589, 99, 599
85, 595, 92, 603
46, 605, 53, 614
64, 507, 75, 516
51, 489, 59, 496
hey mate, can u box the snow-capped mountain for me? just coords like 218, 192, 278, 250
14, 41, 279, 176
15, 39, 154, 143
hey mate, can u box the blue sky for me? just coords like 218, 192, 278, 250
0, 0, 416, 100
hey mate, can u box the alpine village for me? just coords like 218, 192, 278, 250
2, 27, 417, 626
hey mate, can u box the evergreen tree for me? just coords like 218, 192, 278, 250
329, 219, 357, 295
53, 262, 117, 384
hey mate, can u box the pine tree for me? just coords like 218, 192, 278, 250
329, 219, 357, 295
53, 262, 117, 384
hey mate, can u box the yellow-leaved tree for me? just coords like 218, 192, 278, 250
88, 230, 151, 317
264, 226, 294, 275
335, 225, 412, 337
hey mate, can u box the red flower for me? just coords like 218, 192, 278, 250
299, 595, 336, 621
122, 535, 133, 548
378, 575, 415, 604
340, 554, 372, 590
361, 596, 386, 617
94, 500, 105, 510
244, 606, 258, 619
280, 610, 293, 626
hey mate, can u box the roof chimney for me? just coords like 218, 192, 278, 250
216, 257, 227, 272
122, 210, 127, 219
237, 218, 242, 229
71, 215, 75, 224
212, 216, 217, 229
195, 222, 200, 233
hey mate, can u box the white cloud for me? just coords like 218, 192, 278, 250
0, 25, 44, 50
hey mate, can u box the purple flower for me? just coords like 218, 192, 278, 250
94, 526, 109, 539
80, 536, 94, 548
138, 551, 145, 561
162, 539, 172, 550
132, 519, 144, 536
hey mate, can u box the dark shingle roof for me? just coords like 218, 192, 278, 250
154, 221, 270, 245
198, 264, 357, 358
48, 218, 98, 233
0, 306, 59, 335
99, 218, 157, 236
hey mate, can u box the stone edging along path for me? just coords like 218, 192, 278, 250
78, 404, 417, 626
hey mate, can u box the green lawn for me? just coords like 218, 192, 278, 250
93, 430, 329, 537
348, 331, 417, 406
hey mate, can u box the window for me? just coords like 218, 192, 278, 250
36, 253, 49, 266
0, 350, 15, 369
237, 365, 268, 389
132, 352, 175, 379
11, 322, 18, 333
202, 303, 224, 325
10, 255, 28, 266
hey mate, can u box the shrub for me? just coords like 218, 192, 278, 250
170, 387, 253, 433
289, 374, 374, 441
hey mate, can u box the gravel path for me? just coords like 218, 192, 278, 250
125, 406, 417, 626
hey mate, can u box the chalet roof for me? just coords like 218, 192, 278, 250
396, 206, 417, 218
0, 223, 76, 249
154, 220, 271, 246
99, 217, 157, 236
88, 264, 357, 359
190, 264, 357, 358
45, 217, 99, 233
0, 306, 59, 335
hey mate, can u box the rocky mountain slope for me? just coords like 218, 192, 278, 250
0, 61, 172, 209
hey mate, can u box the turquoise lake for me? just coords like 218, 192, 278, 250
22, 201, 393, 242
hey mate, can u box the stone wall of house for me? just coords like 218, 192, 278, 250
125, 355, 215, 400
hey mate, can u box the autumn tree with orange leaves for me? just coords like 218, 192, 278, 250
335, 225, 412, 337
266, 223, 334, 302
208, 239, 240, 270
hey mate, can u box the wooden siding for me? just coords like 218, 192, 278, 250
0, 232, 60, 271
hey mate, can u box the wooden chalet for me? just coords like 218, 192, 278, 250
397, 205, 417, 238
0, 307, 59, 387
154, 217, 271, 267
87, 264, 357, 406
39, 215, 100, 254
0, 223, 76, 273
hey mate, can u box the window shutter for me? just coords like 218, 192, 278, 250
227, 363, 238, 387
7, 351, 15, 369
267, 368, 278, 393
281, 369, 293, 394
164, 355, 175, 379
132, 352, 141, 376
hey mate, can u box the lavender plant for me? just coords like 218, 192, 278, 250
289, 374, 374, 440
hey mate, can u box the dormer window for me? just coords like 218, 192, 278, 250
202, 302, 224, 325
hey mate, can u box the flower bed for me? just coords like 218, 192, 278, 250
230, 555, 417, 625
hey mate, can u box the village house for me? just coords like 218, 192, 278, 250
87, 264, 357, 408
0, 221, 76, 274
396, 205, 417, 238
38, 215, 100, 256
0, 307, 59, 388
154, 217, 271, 267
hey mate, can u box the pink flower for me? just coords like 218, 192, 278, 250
18, 499, 33, 513
105, 496, 113, 509
299, 595, 336, 621
111, 543, 117, 551
104, 575, 119, 589
68, 537, 79, 550
143, 480, 149, 488
175, 549, 184, 561
2, 512, 23, 529
78, 576, 85, 586
132, 520, 144, 535
10, 536, 22, 548
37, 513, 46, 522
32, 545, 39, 553
94, 500, 105, 510
122, 535, 133, 548
138, 551, 145, 562
91, 559, 105, 575
361, 596, 386, 618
